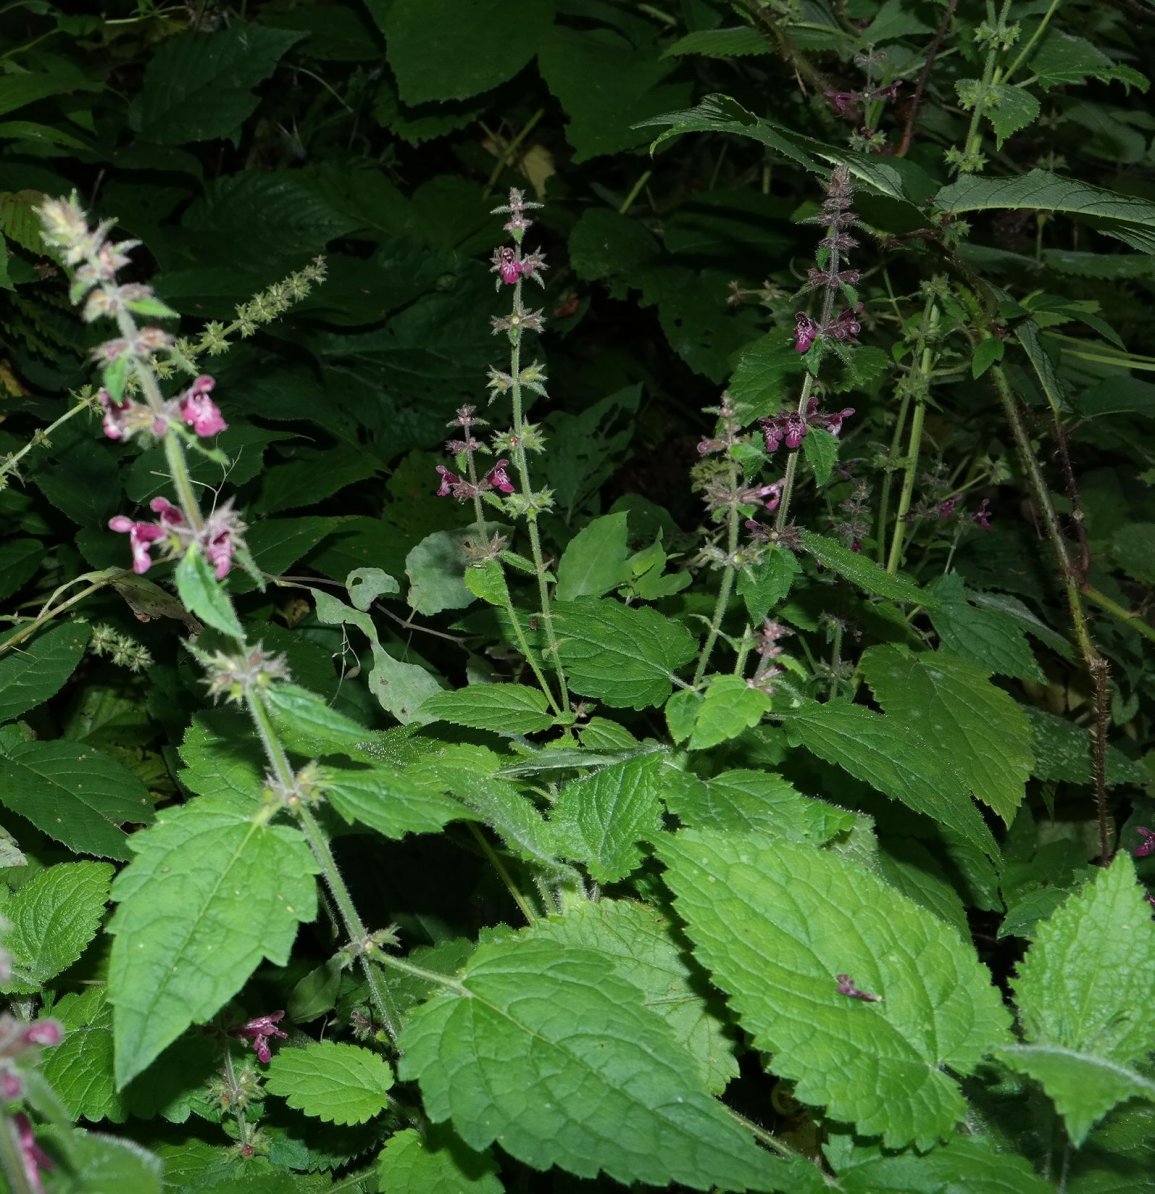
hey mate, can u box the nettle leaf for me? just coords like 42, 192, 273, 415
996, 854, 1155, 1144
664, 768, 855, 842
935, 169, 1155, 254
377, 1125, 503, 1194
261, 684, 369, 755
738, 549, 802, 623
108, 803, 319, 1087
174, 545, 243, 639
672, 676, 772, 751
397, 936, 796, 1191
0, 861, 113, 993
129, 24, 306, 144
663, 27, 771, 58
926, 574, 1043, 682
178, 710, 266, 810
0, 621, 91, 723
554, 598, 697, 710
800, 531, 937, 606
45, 1127, 163, 1194
346, 566, 399, 611
324, 762, 476, 840
385, 0, 554, 104
555, 511, 630, 601
265, 1041, 392, 1126
39, 987, 121, 1123
0, 739, 155, 861
982, 83, 1041, 148
801, 428, 839, 487
418, 684, 555, 736
660, 831, 1012, 1149
1024, 707, 1142, 787
785, 700, 998, 858
406, 530, 475, 617
522, 899, 739, 1095
548, 751, 664, 883
860, 645, 1032, 826
1031, 30, 1149, 91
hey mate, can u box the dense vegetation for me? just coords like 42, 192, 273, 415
1, 0, 1154, 1190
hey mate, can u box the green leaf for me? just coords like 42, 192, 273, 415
925, 574, 1043, 683
555, 512, 630, 601
835, 1134, 1053, 1193
660, 831, 1011, 1148
549, 752, 664, 883
385, 0, 554, 104
663, 27, 771, 58
47, 1126, 163, 1194
0, 739, 154, 861
418, 685, 555, 736
738, 549, 802, 623
522, 899, 739, 1094
1031, 30, 1149, 91
464, 561, 510, 608
935, 169, 1155, 255
324, 762, 477, 840
971, 336, 1006, 379
255, 447, 380, 516
242, 516, 343, 582
1111, 522, 1155, 584
727, 333, 806, 417
664, 768, 855, 842
39, 987, 121, 1122
0, 70, 101, 120
799, 530, 937, 606
554, 598, 697, 710
261, 684, 369, 755
406, 530, 474, 617
801, 428, 839, 488
0, 538, 42, 602
129, 25, 306, 144
0, 861, 113, 993
0, 622, 91, 723
265, 1041, 392, 1126
346, 566, 399, 611
691, 675, 772, 750
174, 545, 243, 639
377, 1126, 503, 1194
996, 853, 1155, 1144
784, 700, 999, 857
982, 84, 1041, 148
860, 645, 1032, 825
397, 935, 794, 1190
1024, 707, 1142, 787
107, 803, 319, 1086
178, 710, 266, 809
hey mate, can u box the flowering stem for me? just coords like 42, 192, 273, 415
772, 371, 817, 532
466, 823, 539, 924
1082, 584, 1155, 645
484, 108, 544, 192
694, 451, 742, 686
0, 395, 90, 486
131, 359, 205, 533
220, 1047, 254, 1150
885, 297, 939, 574
499, 589, 562, 717
247, 690, 402, 1040
0, 1113, 35, 1194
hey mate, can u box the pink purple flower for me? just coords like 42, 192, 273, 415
485, 459, 516, 494
1134, 827, 1155, 858
109, 513, 168, 574
836, 974, 881, 1002
109, 496, 242, 579
973, 498, 993, 530
794, 313, 819, 353
178, 375, 227, 437
14, 1113, 52, 1193
232, 1010, 288, 1064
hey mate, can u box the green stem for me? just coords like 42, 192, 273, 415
772, 372, 817, 532
0, 575, 113, 656
1082, 584, 1155, 645
694, 448, 742, 686
618, 170, 652, 215
0, 1112, 35, 1194
484, 108, 545, 191
220, 1046, 254, 1149
0, 395, 90, 485
875, 387, 912, 563
500, 588, 561, 716
959, 0, 1013, 167
466, 823, 539, 924
1002, 0, 1062, 83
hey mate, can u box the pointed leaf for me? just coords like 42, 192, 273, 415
0, 622, 91, 723
996, 853, 1155, 1144
660, 831, 1012, 1148
397, 936, 797, 1190
377, 1126, 503, 1194
418, 685, 555, 736
799, 531, 937, 606
261, 684, 370, 755
324, 762, 477, 840
265, 1040, 392, 1126
108, 803, 319, 1086
554, 598, 697, 709
174, 545, 243, 638
555, 512, 630, 601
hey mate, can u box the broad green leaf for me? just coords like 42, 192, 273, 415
935, 169, 1155, 254
265, 1041, 392, 1126
39, 987, 121, 1123
47, 1126, 163, 1194
178, 710, 267, 809
0, 538, 42, 602
555, 512, 630, 601
418, 685, 555, 736
660, 831, 1011, 1149
878, 838, 971, 939
241, 516, 343, 582
800, 530, 937, 606
406, 530, 474, 616
549, 752, 664, 883
464, 561, 510, 607
385, 0, 554, 104
522, 899, 739, 1094
738, 548, 802, 623
687, 675, 771, 751
0, 861, 113, 993
254, 447, 380, 516
0, 622, 91, 723
663, 28, 771, 58
397, 936, 798, 1190
982, 84, 1041, 148
0, 739, 154, 861
324, 762, 476, 839
727, 332, 807, 417
1015, 319, 1069, 417
129, 25, 306, 144
996, 853, 1155, 1144
1111, 522, 1155, 584
377, 1126, 503, 1194
785, 700, 998, 857
0, 70, 101, 120
926, 574, 1043, 682
664, 768, 855, 842
553, 598, 697, 709
860, 645, 1032, 825
261, 684, 369, 755
108, 803, 319, 1086
174, 545, 243, 639
1031, 30, 1149, 91
346, 566, 399, 611
801, 428, 839, 487
1024, 706, 1143, 787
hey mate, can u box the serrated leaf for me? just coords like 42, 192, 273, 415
785, 700, 998, 857
983, 84, 1041, 148
1024, 706, 1142, 787
800, 530, 936, 605
108, 803, 319, 1087
801, 428, 839, 487
178, 710, 267, 810
555, 512, 630, 602
46, 1126, 163, 1194
377, 1126, 504, 1193
39, 987, 121, 1123
265, 1041, 392, 1126
660, 831, 1011, 1148
549, 752, 664, 883
860, 645, 1032, 825
996, 853, 1155, 1144
0, 861, 113, 993
397, 936, 794, 1190
324, 762, 476, 839
972, 336, 1006, 379
1032, 30, 1150, 91
689, 675, 771, 751
0, 622, 91, 723
935, 169, 1155, 255
464, 561, 510, 607
129, 24, 306, 144
175, 545, 243, 638
664, 27, 771, 58
738, 548, 802, 623
522, 900, 739, 1094
261, 684, 369, 755
1111, 522, 1155, 584
0, 739, 154, 860
406, 530, 474, 617
836, 1134, 1053, 1193
418, 685, 555, 736
554, 598, 697, 710
926, 574, 1043, 682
